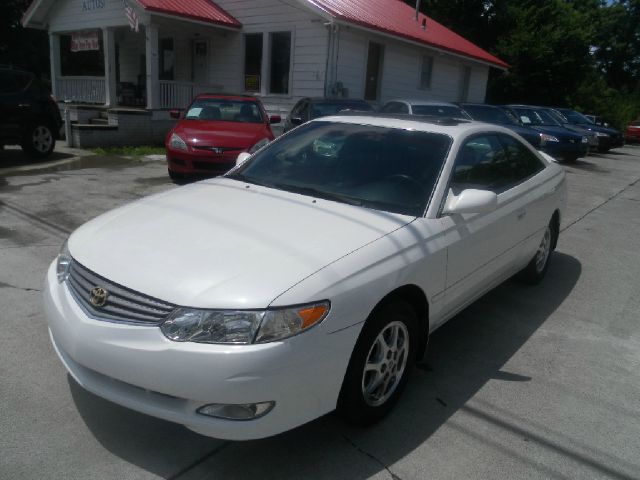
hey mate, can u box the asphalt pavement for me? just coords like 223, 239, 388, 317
1, 144, 639, 480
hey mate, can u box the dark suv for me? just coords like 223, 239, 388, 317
0, 67, 62, 158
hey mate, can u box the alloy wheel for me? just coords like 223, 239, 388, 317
361, 320, 409, 407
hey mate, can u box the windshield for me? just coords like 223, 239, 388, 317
411, 105, 470, 118
462, 105, 516, 124
184, 99, 264, 123
559, 109, 594, 125
227, 121, 452, 217
513, 108, 562, 127
309, 101, 374, 119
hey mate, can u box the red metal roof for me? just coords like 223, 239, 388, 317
307, 0, 508, 69
136, 0, 241, 28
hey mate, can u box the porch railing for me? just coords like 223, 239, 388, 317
160, 80, 223, 109
56, 76, 106, 104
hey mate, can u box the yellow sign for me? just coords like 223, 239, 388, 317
245, 75, 260, 92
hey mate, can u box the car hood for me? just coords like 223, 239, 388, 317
68, 178, 413, 309
584, 124, 620, 136
172, 120, 268, 147
530, 125, 582, 139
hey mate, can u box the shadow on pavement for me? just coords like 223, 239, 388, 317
70, 252, 581, 479
0, 149, 74, 169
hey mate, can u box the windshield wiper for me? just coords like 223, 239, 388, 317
273, 183, 363, 206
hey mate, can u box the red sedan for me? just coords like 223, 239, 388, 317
165, 94, 280, 181
625, 119, 640, 144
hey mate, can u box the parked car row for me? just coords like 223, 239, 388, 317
163, 94, 630, 181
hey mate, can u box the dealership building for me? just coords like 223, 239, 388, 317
22, 0, 507, 146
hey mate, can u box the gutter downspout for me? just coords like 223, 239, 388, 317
324, 21, 339, 97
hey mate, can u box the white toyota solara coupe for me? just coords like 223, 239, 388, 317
44, 114, 566, 440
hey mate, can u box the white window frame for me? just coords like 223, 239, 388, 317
242, 27, 295, 98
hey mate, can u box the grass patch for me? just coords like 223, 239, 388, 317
91, 146, 166, 156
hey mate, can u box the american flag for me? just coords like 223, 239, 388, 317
122, 0, 139, 32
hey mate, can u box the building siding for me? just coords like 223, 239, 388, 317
49, 0, 145, 32
335, 25, 490, 105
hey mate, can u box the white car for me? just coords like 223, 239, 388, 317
44, 114, 566, 440
380, 99, 472, 119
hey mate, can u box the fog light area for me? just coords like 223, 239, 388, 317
197, 401, 275, 420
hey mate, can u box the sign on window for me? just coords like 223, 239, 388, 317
245, 75, 261, 92
71, 31, 100, 52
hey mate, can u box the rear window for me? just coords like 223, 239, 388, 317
412, 105, 470, 119
185, 99, 264, 123
462, 105, 516, 124
0, 71, 32, 94
309, 101, 373, 119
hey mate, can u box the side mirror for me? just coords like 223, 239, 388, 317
290, 116, 303, 126
269, 115, 281, 124
236, 152, 252, 166
169, 109, 182, 119
442, 189, 498, 215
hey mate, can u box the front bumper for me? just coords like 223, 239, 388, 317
166, 147, 241, 176
43, 262, 358, 440
541, 140, 589, 160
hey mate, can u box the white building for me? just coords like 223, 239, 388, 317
23, 0, 508, 146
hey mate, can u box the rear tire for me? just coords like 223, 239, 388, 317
22, 123, 55, 158
519, 218, 558, 285
337, 301, 418, 426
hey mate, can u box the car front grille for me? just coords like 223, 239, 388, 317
66, 260, 177, 325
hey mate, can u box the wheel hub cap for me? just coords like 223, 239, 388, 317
361, 321, 409, 407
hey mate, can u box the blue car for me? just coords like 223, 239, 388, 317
459, 103, 542, 148
554, 108, 624, 152
502, 105, 589, 163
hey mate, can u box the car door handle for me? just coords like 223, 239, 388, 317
517, 210, 527, 220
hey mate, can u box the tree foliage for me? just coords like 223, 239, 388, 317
408, 0, 640, 128
0, 0, 49, 78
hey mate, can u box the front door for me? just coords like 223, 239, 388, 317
192, 40, 208, 84
364, 42, 383, 101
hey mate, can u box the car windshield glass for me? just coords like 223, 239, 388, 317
462, 105, 516, 124
411, 105, 469, 118
632, 121, 640, 126
227, 121, 452, 217
513, 108, 561, 126
185, 99, 264, 123
309, 102, 373, 119
560, 110, 593, 125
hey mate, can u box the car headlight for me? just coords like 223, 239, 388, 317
248, 138, 270, 154
581, 136, 589, 143
539, 133, 559, 145
595, 131, 610, 138
169, 133, 188, 151
56, 240, 72, 283
160, 301, 330, 344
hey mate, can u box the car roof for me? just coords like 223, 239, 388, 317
388, 99, 460, 107
195, 93, 261, 102
305, 97, 370, 103
308, 112, 517, 137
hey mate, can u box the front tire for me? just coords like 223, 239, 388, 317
337, 301, 418, 426
22, 123, 55, 158
519, 218, 558, 284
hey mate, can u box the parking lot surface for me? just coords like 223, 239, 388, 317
1, 145, 639, 480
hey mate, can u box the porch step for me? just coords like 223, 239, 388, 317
98, 110, 109, 119
89, 118, 109, 125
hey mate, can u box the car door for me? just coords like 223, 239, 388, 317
440, 133, 533, 319
494, 132, 553, 264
